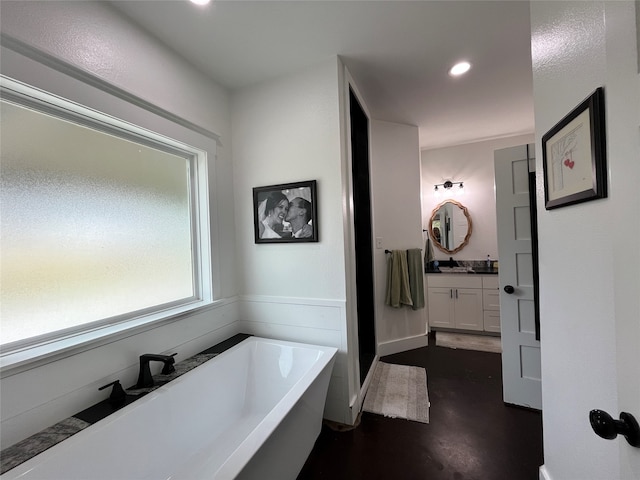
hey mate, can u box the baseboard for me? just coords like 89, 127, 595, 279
377, 334, 428, 357
432, 327, 500, 337
539, 465, 552, 480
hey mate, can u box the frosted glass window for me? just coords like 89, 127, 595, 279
1, 99, 199, 347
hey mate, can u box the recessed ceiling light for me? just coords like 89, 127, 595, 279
449, 62, 471, 77
190, 0, 210, 5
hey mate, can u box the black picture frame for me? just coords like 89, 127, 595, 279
542, 87, 607, 210
253, 180, 318, 243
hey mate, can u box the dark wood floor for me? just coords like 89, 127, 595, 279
298, 336, 543, 480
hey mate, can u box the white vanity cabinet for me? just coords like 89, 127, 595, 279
427, 274, 501, 333
427, 275, 484, 331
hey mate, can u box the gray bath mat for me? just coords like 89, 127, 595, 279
363, 362, 429, 424
436, 332, 502, 353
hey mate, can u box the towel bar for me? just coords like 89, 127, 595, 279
385, 249, 422, 254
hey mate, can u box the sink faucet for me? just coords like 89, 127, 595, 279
135, 353, 177, 389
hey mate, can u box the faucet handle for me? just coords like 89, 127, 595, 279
161, 353, 178, 375
99, 380, 127, 408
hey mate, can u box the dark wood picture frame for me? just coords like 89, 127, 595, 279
542, 87, 607, 210
253, 180, 318, 243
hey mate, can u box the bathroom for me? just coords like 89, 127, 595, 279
1, 2, 639, 480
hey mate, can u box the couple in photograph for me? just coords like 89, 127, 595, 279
258, 191, 313, 239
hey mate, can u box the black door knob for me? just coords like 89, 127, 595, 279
504, 285, 515, 294
589, 409, 640, 447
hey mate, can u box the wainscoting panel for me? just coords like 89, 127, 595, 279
0, 299, 241, 450
238, 295, 351, 424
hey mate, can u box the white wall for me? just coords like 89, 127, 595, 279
0, 1, 240, 448
531, 1, 640, 479
231, 58, 346, 301
231, 58, 353, 423
421, 134, 533, 262
370, 120, 428, 355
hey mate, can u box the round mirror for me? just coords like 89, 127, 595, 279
429, 199, 473, 254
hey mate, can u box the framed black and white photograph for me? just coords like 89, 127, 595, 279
542, 87, 607, 210
253, 180, 318, 243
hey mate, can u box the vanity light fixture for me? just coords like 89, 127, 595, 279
434, 180, 464, 192
449, 61, 471, 77
189, 0, 210, 5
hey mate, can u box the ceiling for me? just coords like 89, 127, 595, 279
110, 0, 535, 150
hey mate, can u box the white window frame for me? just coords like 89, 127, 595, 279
0, 76, 216, 373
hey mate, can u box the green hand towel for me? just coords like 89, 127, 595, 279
407, 248, 425, 310
424, 238, 434, 270
385, 250, 413, 308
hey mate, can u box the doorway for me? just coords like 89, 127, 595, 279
349, 87, 376, 386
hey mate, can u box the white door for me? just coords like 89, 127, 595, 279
494, 144, 542, 410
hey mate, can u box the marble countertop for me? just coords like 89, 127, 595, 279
425, 259, 499, 275
0, 333, 251, 475
425, 268, 498, 275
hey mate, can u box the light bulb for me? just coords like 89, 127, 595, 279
449, 62, 471, 77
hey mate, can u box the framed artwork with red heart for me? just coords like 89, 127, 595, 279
542, 87, 607, 210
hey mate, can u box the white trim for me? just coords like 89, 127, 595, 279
350, 355, 380, 423
240, 294, 345, 308
341, 63, 378, 413
0, 33, 221, 145
191, 139, 213, 303
0, 76, 205, 158
346, 68, 382, 363
377, 334, 429, 357
340, 63, 359, 386
0, 297, 240, 377
539, 465, 552, 480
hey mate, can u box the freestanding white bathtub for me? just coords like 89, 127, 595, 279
2, 337, 337, 480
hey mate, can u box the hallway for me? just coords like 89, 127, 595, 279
298, 336, 543, 480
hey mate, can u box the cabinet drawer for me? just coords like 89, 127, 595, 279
427, 274, 482, 289
484, 311, 501, 333
482, 275, 499, 289
483, 290, 500, 311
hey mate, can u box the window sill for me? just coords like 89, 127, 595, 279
0, 299, 229, 378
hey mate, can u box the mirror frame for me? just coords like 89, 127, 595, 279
429, 199, 473, 254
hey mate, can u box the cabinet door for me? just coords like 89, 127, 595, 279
453, 288, 483, 331
428, 287, 454, 328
